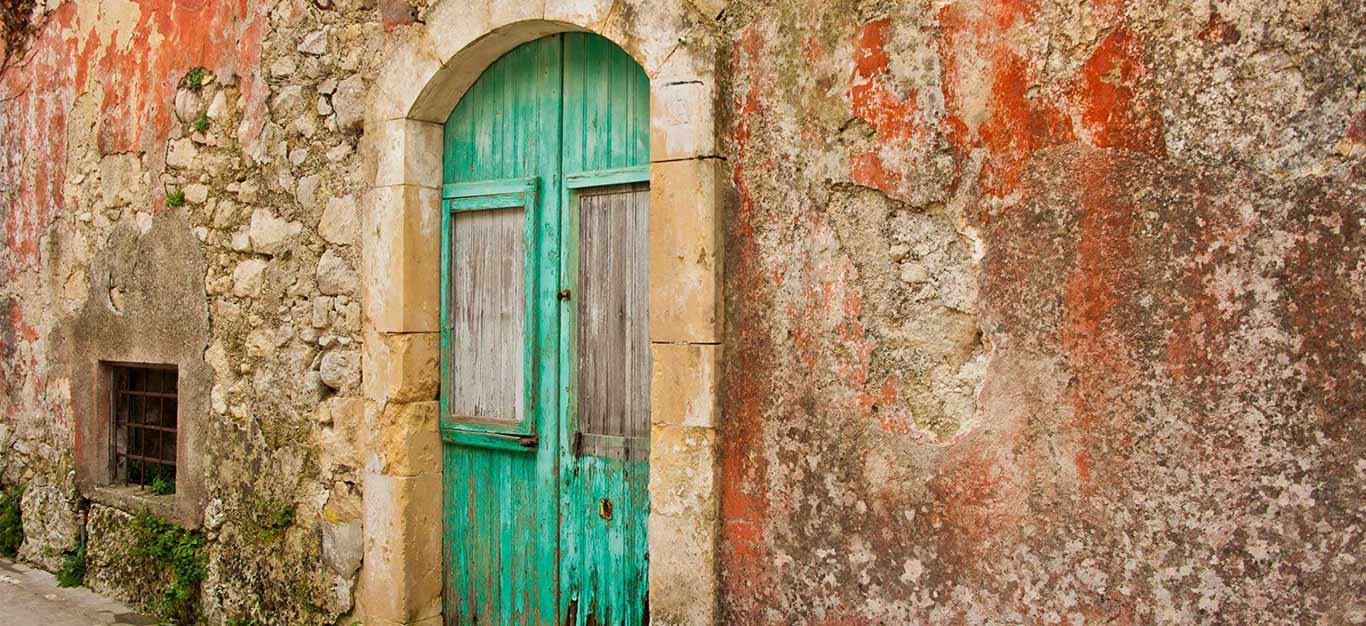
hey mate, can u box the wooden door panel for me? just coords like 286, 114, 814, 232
450, 206, 527, 423
442, 35, 562, 626
558, 32, 652, 626
442, 31, 651, 626
575, 184, 651, 454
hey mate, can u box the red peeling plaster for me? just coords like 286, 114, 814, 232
1, 1, 265, 273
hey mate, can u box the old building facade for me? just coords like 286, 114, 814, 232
0, 0, 1362, 625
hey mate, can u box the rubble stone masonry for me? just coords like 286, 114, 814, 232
0, 0, 1362, 625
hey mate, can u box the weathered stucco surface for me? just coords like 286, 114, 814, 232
718, 1, 1364, 624
0, 0, 1361, 624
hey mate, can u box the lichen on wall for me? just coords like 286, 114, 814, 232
0, 0, 403, 623
0, 0, 1361, 625
717, 0, 1364, 624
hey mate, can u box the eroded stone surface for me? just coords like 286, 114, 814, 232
0, 1, 1359, 626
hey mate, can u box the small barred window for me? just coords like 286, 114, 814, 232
110, 365, 178, 493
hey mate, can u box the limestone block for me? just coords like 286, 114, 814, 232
358, 471, 443, 624
363, 185, 441, 333
651, 343, 720, 428
320, 194, 359, 245
249, 207, 300, 254
319, 397, 364, 477
369, 37, 445, 123
649, 158, 724, 343
649, 424, 717, 518
544, 0, 612, 29
317, 249, 359, 296
650, 78, 718, 162
363, 330, 440, 404
231, 259, 268, 297
367, 400, 440, 477
320, 348, 361, 392
333, 74, 367, 131
648, 510, 718, 626
422, 0, 494, 63
321, 517, 362, 577
373, 118, 443, 188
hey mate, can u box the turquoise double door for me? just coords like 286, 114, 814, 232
439, 33, 652, 626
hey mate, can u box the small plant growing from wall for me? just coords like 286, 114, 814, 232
0, 484, 24, 558
56, 541, 86, 587
191, 112, 209, 133
254, 497, 296, 542
166, 189, 186, 208
148, 475, 175, 496
130, 510, 206, 624
183, 66, 207, 90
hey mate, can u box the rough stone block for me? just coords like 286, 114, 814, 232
362, 330, 440, 404
359, 470, 443, 624
369, 37, 445, 123
649, 45, 719, 160
649, 424, 717, 518
651, 342, 720, 428
648, 510, 718, 626
374, 118, 443, 188
649, 158, 724, 343
363, 185, 441, 333
422, 0, 495, 64
367, 400, 440, 478
544, 0, 612, 28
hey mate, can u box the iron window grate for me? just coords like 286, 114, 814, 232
110, 365, 178, 490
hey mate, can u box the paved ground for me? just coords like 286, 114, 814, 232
0, 557, 155, 626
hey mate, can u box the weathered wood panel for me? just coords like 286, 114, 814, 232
577, 184, 651, 444
442, 33, 562, 626
558, 32, 652, 626
450, 207, 526, 422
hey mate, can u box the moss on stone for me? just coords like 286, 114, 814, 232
0, 484, 23, 558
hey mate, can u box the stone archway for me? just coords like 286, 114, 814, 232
356, 3, 724, 625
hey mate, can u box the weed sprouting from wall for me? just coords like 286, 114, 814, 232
56, 541, 86, 587
148, 475, 175, 496
129, 510, 206, 624
184, 66, 207, 90
0, 484, 24, 557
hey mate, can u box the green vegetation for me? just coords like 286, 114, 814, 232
256, 498, 295, 541
148, 475, 175, 496
191, 112, 209, 133
165, 189, 185, 208
0, 485, 23, 558
130, 510, 205, 625
226, 618, 261, 626
184, 66, 206, 89
56, 541, 86, 587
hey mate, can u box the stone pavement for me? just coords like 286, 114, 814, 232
0, 558, 155, 626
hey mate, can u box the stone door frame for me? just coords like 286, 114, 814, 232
356, 3, 724, 625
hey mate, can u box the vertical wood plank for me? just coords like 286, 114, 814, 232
450, 207, 526, 422
575, 184, 649, 442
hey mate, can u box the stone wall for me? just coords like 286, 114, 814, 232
0, 0, 1360, 625
717, 0, 1365, 624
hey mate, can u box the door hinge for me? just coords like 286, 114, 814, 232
558, 289, 572, 301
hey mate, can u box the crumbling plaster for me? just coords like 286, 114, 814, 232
0, 0, 1361, 625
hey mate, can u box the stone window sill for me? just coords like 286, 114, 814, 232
86, 484, 177, 524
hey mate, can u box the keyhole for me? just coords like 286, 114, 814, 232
598, 498, 613, 520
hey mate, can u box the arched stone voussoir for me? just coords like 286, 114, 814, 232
366, 35, 446, 124
408, 19, 575, 124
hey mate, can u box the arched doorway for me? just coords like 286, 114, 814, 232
439, 32, 651, 626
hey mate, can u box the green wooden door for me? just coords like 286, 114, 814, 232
440, 33, 651, 626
